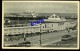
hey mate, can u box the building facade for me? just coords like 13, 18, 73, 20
4, 13, 76, 35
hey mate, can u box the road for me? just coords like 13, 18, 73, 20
4, 30, 77, 47
42, 37, 77, 47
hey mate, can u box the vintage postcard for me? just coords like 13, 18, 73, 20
2, 1, 79, 49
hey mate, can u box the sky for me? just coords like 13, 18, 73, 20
3, 2, 78, 13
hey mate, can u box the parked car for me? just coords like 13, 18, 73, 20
61, 35, 73, 41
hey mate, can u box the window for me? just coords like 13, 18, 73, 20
42, 26, 44, 28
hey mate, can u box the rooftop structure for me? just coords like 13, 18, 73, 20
44, 14, 66, 22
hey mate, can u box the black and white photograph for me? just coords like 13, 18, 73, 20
2, 1, 79, 49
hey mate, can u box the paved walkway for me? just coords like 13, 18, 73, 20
4, 30, 77, 47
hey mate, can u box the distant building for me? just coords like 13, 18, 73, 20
40, 14, 67, 33
4, 13, 76, 35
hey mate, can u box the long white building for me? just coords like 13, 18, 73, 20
4, 14, 76, 35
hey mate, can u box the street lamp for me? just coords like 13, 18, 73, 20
23, 33, 26, 41
67, 20, 70, 34
40, 24, 42, 46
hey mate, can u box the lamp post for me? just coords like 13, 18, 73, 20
40, 24, 42, 46
23, 33, 26, 41
39, 18, 44, 46
67, 20, 70, 34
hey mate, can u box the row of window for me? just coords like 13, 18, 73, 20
4, 23, 65, 32
41, 23, 64, 29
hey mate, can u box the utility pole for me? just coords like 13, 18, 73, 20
67, 20, 70, 33
40, 33, 42, 46
40, 24, 42, 46
23, 33, 26, 41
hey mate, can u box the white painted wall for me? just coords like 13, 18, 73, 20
4, 21, 74, 35
4, 26, 40, 35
